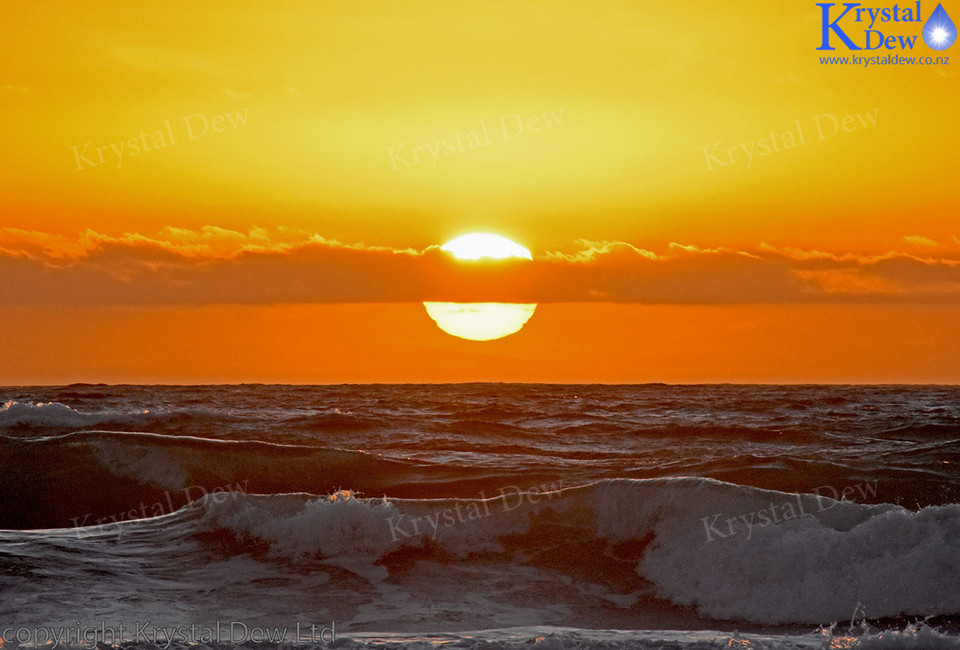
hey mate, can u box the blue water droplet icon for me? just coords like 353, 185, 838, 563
923, 4, 956, 50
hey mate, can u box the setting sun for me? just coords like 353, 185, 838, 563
440, 234, 533, 261
423, 302, 537, 341
425, 233, 536, 341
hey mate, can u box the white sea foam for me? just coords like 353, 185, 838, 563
198, 478, 960, 625
0, 400, 110, 428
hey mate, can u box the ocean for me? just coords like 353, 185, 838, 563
1, 384, 959, 649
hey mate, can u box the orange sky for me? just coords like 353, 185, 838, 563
1, 0, 958, 383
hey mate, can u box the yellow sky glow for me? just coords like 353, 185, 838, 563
1, 0, 957, 382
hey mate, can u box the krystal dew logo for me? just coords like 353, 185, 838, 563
817, 1, 956, 51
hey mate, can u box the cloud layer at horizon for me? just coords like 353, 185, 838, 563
2, 227, 959, 306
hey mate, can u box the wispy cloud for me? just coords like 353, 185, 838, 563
544, 239, 658, 263
902, 235, 940, 247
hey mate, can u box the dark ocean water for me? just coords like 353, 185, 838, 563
1, 384, 960, 649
